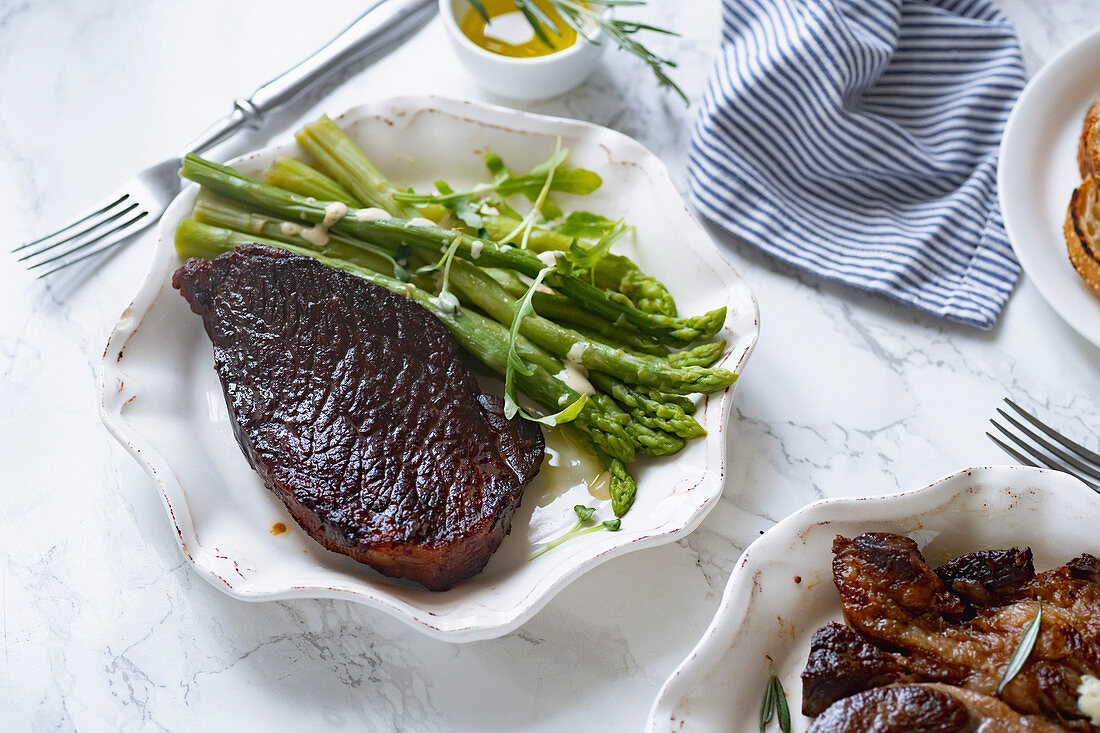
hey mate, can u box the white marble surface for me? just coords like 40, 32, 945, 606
1, 0, 1097, 730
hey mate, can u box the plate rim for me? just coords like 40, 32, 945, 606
644, 464, 1100, 730
97, 95, 761, 642
999, 24, 1100, 349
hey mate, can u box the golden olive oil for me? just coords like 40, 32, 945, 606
461, 0, 578, 59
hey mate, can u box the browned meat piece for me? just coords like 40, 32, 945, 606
936, 548, 1035, 605
807, 684, 1070, 733
833, 533, 1100, 726
1012, 555, 1100, 651
173, 244, 544, 591
801, 622, 914, 716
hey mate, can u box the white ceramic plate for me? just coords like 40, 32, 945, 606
646, 465, 1100, 732
1000, 26, 1100, 348
99, 96, 759, 642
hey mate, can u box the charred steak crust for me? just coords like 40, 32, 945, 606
173, 244, 545, 591
807, 684, 1070, 733
806, 685, 974, 733
935, 547, 1035, 606
801, 622, 913, 716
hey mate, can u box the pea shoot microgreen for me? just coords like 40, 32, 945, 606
528, 504, 622, 559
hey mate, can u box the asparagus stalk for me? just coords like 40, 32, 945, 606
481, 268, 669, 356
587, 371, 706, 440
563, 425, 637, 517
295, 118, 679, 318
179, 153, 727, 346
264, 156, 359, 208
484, 215, 678, 316
444, 259, 736, 395
294, 115, 419, 217
668, 340, 727, 369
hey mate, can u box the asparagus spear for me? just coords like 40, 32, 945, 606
443, 259, 736, 395
587, 371, 706, 439
563, 425, 637, 517
668, 340, 727, 369
483, 215, 678, 316
294, 115, 419, 218
179, 154, 727, 346
264, 156, 359, 208
296, 117, 679, 317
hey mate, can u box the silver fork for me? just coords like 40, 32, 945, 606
13, 0, 435, 279
987, 398, 1100, 492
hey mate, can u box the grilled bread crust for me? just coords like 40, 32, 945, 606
1065, 174, 1100, 297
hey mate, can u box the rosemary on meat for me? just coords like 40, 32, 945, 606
997, 600, 1042, 697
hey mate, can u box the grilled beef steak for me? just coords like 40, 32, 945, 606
801, 622, 914, 716
173, 244, 544, 591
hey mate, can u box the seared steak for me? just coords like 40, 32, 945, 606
801, 622, 914, 716
173, 244, 544, 591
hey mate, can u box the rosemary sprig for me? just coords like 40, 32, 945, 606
997, 600, 1042, 697
759, 662, 790, 733
469, 0, 686, 103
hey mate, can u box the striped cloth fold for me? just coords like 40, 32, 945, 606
689, 0, 1026, 329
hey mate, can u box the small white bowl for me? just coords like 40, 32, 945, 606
439, 0, 605, 100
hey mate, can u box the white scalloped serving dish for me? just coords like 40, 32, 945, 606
647, 465, 1100, 731
99, 96, 759, 642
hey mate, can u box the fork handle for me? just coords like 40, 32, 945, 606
183, 0, 436, 155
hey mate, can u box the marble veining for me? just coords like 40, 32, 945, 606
1, 0, 1098, 730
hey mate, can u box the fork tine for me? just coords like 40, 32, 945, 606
33, 211, 152, 278
11, 194, 130, 254
988, 419, 1100, 491
1003, 398, 1100, 465
985, 431, 1042, 468
995, 408, 1100, 482
17, 202, 139, 262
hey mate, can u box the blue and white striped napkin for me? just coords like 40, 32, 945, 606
689, 0, 1026, 329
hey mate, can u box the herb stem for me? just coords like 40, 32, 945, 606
997, 600, 1042, 697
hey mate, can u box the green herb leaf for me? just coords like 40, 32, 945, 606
432, 181, 485, 229
759, 671, 775, 731
467, 0, 490, 22
773, 672, 790, 733
574, 505, 595, 521
759, 664, 790, 733
602, 518, 621, 531
503, 266, 587, 425
555, 211, 619, 238
997, 600, 1042, 697
565, 220, 627, 273
485, 153, 509, 184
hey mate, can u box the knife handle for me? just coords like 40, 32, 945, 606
184, 0, 436, 155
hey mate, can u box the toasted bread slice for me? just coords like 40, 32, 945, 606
1078, 95, 1100, 177
1064, 173, 1100, 296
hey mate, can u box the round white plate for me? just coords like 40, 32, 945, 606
1000, 26, 1100, 348
645, 465, 1100, 732
98, 96, 759, 642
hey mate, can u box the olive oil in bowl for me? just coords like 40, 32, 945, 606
440, 0, 605, 100
460, 0, 578, 59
